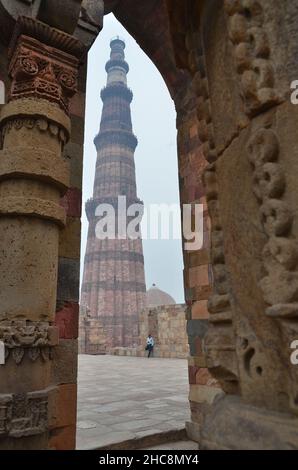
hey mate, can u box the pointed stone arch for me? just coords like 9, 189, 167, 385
0, 0, 298, 450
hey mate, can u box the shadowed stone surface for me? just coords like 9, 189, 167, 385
143, 440, 198, 450
76, 355, 189, 450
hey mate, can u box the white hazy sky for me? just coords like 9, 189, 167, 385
81, 13, 184, 303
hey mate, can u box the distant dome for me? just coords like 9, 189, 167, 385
146, 284, 176, 307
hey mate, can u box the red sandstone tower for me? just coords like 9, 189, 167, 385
80, 38, 146, 353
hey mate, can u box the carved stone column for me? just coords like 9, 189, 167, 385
0, 16, 82, 450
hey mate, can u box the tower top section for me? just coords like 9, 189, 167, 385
110, 37, 126, 51
96, 39, 136, 151
105, 36, 129, 86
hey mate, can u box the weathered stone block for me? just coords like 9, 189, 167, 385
185, 287, 195, 302
189, 384, 223, 405
201, 395, 298, 450
188, 365, 200, 384
196, 368, 219, 386
194, 285, 212, 301
55, 301, 79, 339
69, 91, 86, 118
188, 355, 207, 368
69, 115, 84, 145
187, 319, 209, 339
49, 424, 76, 450
188, 249, 210, 267
59, 216, 81, 259
51, 339, 78, 385
48, 383, 77, 430
63, 142, 83, 189
186, 421, 200, 444
194, 337, 203, 356
189, 265, 209, 290
191, 300, 209, 319
57, 257, 80, 303
60, 188, 82, 217
0, 218, 59, 323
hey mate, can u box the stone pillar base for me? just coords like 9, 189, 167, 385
200, 395, 298, 450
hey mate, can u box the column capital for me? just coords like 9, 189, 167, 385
7, 17, 83, 115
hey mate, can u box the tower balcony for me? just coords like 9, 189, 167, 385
100, 84, 133, 103
94, 129, 138, 152
105, 59, 129, 74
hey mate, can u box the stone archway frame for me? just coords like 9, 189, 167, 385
1, 0, 298, 451
165, 0, 298, 449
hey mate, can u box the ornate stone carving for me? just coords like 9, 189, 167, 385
224, 0, 280, 116
247, 128, 298, 317
0, 321, 59, 364
247, 126, 298, 412
200, 394, 298, 450
8, 32, 79, 114
0, 388, 51, 437
1, 117, 68, 146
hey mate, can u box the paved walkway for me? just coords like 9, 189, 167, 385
76, 355, 190, 450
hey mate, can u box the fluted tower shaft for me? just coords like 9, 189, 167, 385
80, 38, 146, 352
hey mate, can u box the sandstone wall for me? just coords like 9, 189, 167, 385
79, 317, 107, 355
138, 304, 189, 359
110, 304, 190, 359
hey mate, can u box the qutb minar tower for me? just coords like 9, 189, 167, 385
80, 38, 146, 353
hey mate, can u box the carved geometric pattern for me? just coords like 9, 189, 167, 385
0, 389, 50, 438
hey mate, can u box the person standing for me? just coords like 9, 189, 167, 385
146, 334, 154, 358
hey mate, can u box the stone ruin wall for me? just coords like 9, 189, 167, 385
139, 304, 190, 359
79, 316, 107, 355
110, 304, 190, 359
